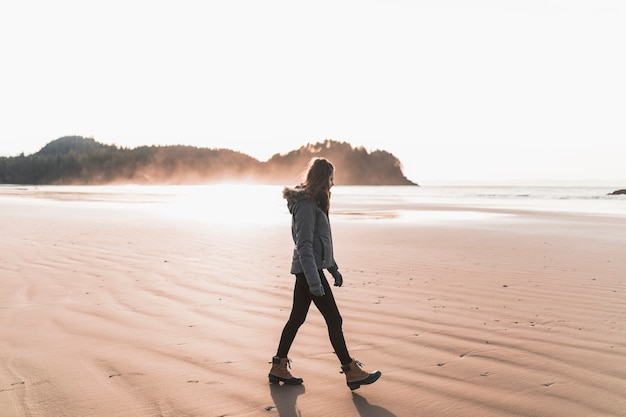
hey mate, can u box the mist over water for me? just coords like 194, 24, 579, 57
1, 183, 624, 224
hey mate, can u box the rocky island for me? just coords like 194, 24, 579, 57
608, 189, 626, 195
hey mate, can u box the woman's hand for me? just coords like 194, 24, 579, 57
329, 268, 343, 287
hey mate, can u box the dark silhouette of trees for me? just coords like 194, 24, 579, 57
36, 136, 115, 157
264, 140, 415, 185
0, 136, 417, 186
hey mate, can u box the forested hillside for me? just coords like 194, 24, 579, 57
0, 137, 417, 186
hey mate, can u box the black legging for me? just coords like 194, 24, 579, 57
276, 270, 352, 365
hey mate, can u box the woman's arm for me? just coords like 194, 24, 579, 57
293, 202, 324, 296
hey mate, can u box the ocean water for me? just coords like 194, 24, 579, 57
334, 184, 626, 212
332, 185, 626, 222
1, 183, 624, 223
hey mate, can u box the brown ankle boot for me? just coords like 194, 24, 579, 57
268, 356, 303, 385
340, 359, 381, 390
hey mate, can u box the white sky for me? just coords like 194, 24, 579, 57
1, 0, 624, 185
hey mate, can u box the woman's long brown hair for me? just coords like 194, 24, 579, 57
304, 158, 334, 214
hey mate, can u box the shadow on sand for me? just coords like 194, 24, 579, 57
352, 393, 398, 417
267, 384, 397, 417
269, 383, 306, 417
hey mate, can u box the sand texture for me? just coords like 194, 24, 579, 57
1, 192, 625, 417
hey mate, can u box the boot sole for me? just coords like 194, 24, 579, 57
347, 371, 381, 390
268, 374, 303, 385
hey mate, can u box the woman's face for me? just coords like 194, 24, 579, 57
328, 169, 335, 189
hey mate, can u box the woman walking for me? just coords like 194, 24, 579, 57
269, 157, 381, 390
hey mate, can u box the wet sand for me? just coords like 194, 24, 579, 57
1, 193, 625, 416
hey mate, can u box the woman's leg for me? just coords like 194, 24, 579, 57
276, 274, 312, 358
312, 271, 352, 365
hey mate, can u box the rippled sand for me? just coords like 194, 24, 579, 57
1, 192, 625, 416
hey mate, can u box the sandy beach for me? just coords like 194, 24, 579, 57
1, 189, 625, 417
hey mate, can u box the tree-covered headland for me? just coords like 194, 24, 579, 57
0, 136, 417, 186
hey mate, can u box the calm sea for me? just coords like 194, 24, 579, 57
1, 183, 624, 222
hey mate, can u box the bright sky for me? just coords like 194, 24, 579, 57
1, 0, 624, 185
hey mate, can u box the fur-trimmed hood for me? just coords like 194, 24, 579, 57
282, 185, 312, 214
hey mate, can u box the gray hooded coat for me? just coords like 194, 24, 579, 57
283, 186, 339, 295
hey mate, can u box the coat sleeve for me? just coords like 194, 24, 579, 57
292, 201, 323, 293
